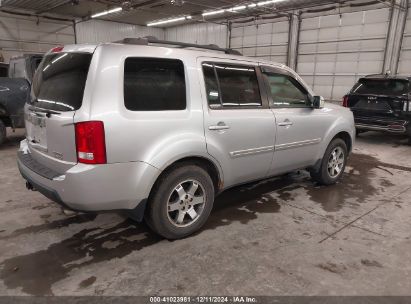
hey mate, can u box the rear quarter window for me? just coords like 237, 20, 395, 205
124, 58, 186, 111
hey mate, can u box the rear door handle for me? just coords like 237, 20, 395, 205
209, 122, 230, 131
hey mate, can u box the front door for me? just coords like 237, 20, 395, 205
199, 59, 276, 188
261, 67, 329, 175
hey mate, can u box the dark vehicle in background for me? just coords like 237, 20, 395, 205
343, 75, 411, 142
0, 63, 8, 77
0, 54, 43, 145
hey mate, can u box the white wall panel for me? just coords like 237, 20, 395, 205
398, 1, 411, 75
230, 18, 289, 64
76, 20, 164, 44
0, 12, 74, 62
297, 8, 390, 101
165, 23, 227, 48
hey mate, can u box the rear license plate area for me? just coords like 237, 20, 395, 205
26, 112, 47, 148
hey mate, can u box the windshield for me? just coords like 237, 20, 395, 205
30, 52, 92, 112
352, 78, 409, 96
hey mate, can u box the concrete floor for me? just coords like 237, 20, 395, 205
0, 128, 411, 296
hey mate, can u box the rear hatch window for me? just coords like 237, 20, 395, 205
352, 78, 409, 96
30, 52, 92, 112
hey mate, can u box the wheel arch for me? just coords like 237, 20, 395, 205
139, 155, 223, 221
311, 127, 354, 173
153, 155, 223, 196
332, 131, 353, 153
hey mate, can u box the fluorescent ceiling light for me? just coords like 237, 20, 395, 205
147, 16, 191, 26
91, 7, 122, 18
257, 0, 284, 6
202, 9, 225, 16
228, 5, 246, 12
248, 3, 257, 8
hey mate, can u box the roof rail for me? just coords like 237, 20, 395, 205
114, 36, 242, 56
364, 74, 384, 78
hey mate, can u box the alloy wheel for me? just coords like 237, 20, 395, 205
166, 179, 206, 228
327, 146, 345, 178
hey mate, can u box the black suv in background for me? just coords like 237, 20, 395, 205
0, 54, 42, 145
343, 75, 411, 141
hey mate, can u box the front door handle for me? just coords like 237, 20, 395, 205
209, 122, 230, 131
278, 119, 293, 127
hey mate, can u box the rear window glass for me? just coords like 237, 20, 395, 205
31, 53, 92, 112
124, 58, 186, 111
352, 79, 409, 96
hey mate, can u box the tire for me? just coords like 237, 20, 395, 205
0, 119, 6, 146
310, 138, 348, 185
145, 164, 215, 239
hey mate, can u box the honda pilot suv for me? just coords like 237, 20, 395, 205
18, 37, 355, 239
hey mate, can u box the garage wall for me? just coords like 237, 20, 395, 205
398, 0, 411, 76
230, 17, 289, 64
0, 12, 75, 62
75, 20, 164, 44
75, 20, 227, 49
165, 23, 228, 48
297, 8, 390, 101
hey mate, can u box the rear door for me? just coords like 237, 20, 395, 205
25, 51, 93, 174
199, 59, 276, 187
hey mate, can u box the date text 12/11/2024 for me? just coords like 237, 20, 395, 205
149, 297, 258, 303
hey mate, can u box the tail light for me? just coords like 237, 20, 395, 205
388, 124, 406, 131
342, 95, 349, 107
75, 121, 106, 164
51, 46, 64, 53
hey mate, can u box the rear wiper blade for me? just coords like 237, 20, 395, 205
28, 105, 61, 116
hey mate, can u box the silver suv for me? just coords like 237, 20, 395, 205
18, 37, 355, 239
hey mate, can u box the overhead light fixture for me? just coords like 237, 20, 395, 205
200, 0, 286, 20
91, 7, 122, 18
228, 5, 246, 12
202, 9, 225, 16
257, 0, 284, 6
147, 15, 192, 26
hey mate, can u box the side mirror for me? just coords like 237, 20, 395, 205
312, 96, 325, 109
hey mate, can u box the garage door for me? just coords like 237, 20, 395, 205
230, 18, 289, 65
398, 1, 411, 76
297, 8, 390, 101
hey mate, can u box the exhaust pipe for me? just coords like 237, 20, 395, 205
26, 181, 35, 191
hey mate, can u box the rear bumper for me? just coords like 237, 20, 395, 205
17, 140, 160, 214
354, 117, 409, 134
356, 123, 407, 133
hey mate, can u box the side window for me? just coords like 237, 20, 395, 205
202, 62, 262, 108
202, 63, 220, 107
264, 73, 309, 108
124, 58, 186, 111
